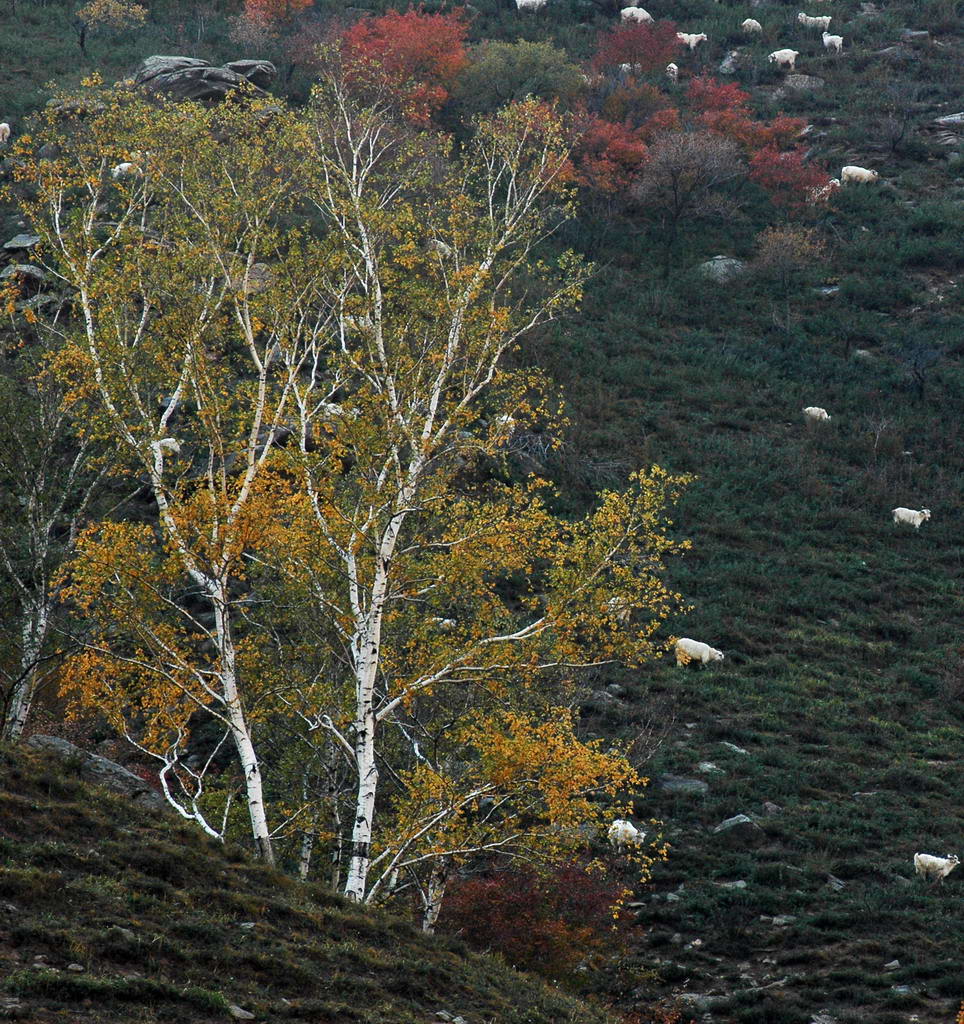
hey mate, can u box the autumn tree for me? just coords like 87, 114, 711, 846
592, 21, 681, 76
12, 90, 338, 864
73, 0, 146, 56
265, 76, 691, 911
339, 7, 469, 125
570, 113, 649, 197
633, 129, 746, 276
749, 146, 830, 214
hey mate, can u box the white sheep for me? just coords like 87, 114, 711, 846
841, 165, 879, 184
431, 617, 458, 631
666, 62, 679, 83
768, 48, 799, 69
802, 406, 831, 422
515, 0, 547, 10
741, 18, 763, 34
798, 12, 832, 30
619, 62, 643, 74
913, 852, 959, 884
822, 32, 844, 53
621, 5, 653, 22
675, 637, 724, 668
677, 32, 708, 50
608, 818, 646, 852
891, 507, 931, 529
111, 161, 142, 179
0, 122, 10, 144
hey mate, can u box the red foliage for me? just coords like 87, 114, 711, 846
749, 145, 831, 211
571, 113, 649, 194
592, 21, 681, 75
339, 7, 469, 125
638, 106, 680, 142
686, 75, 807, 152
439, 862, 626, 979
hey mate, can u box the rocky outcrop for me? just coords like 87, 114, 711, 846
134, 56, 277, 103
25, 734, 168, 813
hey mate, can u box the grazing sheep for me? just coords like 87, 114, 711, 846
742, 18, 763, 34
111, 161, 142, 179
677, 31, 708, 50
515, 0, 547, 10
0, 122, 10, 144
802, 406, 831, 422
768, 48, 800, 69
913, 853, 959, 884
621, 5, 653, 22
798, 12, 832, 30
841, 165, 879, 184
666, 62, 679, 83
822, 31, 844, 53
891, 507, 931, 529
675, 637, 724, 668
608, 819, 646, 852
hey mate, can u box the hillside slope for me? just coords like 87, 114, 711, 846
0, 744, 614, 1024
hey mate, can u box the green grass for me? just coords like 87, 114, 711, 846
0, 746, 615, 1024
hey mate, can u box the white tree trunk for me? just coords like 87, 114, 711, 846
212, 590, 275, 866
344, 694, 378, 901
421, 858, 450, 934
3, 604, 49, 743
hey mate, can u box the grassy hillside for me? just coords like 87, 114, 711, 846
0, 0, 962, 1022
0, 743, 615, 1024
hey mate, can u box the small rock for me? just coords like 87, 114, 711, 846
684, 722, 697, 729
698, 256, 746, 283
719, 50, 742, 75
780, 74, 825, 94
657, 774, 709, 796
826, 874, 846, 892
666, 892, 681, 902
891, 985, 912, 995
720, 742, 749, 755
685, 938, 703, 949
900, 29, 929, 41
853, 349, 873, 359
697, 762, 724, 774
814, 285, 840, 296
762, 801, 782, 815
670, 932, 683, 944
852, 791, 880, 799
772, 915, 797, 926
715, 879, 747, 890
883, 959, 900, 970
109, 926, 136, 943
436, 1014, 454, 1022
934, 112, 964, 127
0, 902, 18, 914
3, 233, 40, 250
712, 814, 764, 846
228, 1007, 256, 1021
67, 963, 84, 972
239, 922, 256, 930
810, 1012, 838, 1024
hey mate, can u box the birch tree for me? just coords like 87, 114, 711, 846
12, 90, 338, 864
0, 346, 109, 741
271, 76, 692, 906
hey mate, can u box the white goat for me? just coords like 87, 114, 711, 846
768, 49, 799, 69
798, 12, 832, 30
608, 819, 646, 852
621, 6, 653, 22
822, 32, 844, 53
666, 62, 679, 83
742, 18, 763, 34
677, 32, 708, 50
913, 853, 959, 884
802, 406, 831, 422
515, 0, 547, 10
0, 122, 10, 144
892, 507, 931, 529
111, 161, 142, 179
675, 637, 724, 668
841, 165, 879, 184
